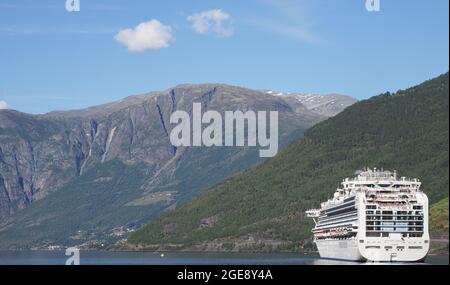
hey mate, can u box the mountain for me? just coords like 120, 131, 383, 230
0, 84, 354, 249
127, 73, 449, 252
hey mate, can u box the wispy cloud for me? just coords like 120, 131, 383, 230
85, 3, 133, 11
0, 3, 59, 10
248, 18, 320, 44
187, 9, 234, 37
0, 26, 117, 36
115, 20, 174, 52
262, 0, 310, 20
0, 2, 130, 11
248, 0, 321, 44
1, 93, 82, 101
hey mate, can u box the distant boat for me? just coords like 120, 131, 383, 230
306, 168, 429, 262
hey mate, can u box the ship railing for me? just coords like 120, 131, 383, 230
366, 195, 410, 200
379, 204, 419, 210
345, 177, 420, 183
365, 194, 417, 200
366, 199, 417, 204
363, 187, 418, 193
366, 198, 415, 203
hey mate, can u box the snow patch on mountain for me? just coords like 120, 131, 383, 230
264, 90, 357, 117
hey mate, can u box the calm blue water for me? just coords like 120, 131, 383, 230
0, 251, 448, 265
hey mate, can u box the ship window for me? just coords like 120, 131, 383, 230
408, 246, 423, 249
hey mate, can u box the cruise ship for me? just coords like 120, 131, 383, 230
306, 168, 429, 262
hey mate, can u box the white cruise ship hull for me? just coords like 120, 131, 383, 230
316, 238, 429, 262
315, 239, 364, 261
359, 239, 429, 262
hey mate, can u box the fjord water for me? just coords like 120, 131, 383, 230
0, 251, 448, 265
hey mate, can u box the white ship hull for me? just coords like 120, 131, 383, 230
315, 239, 364, 261
359, 238, 429, 262
315, 237, 429, 262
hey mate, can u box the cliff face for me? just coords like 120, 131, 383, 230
0, 111, 72, 217
0, 84, 355, 248
0, 95, 172, 218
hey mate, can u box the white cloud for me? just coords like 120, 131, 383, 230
187, 9, 234, 37
0, 100, 10, 110
114, 20, 173, 52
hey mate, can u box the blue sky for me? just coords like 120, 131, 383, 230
0, 0, 448, 114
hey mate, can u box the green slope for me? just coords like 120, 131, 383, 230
430, 197, 449, 235
429, 197, 449, 254
127, 73, 449, 251
0, 160, 165, 249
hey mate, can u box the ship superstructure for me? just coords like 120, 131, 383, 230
306, 168, 429, 262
